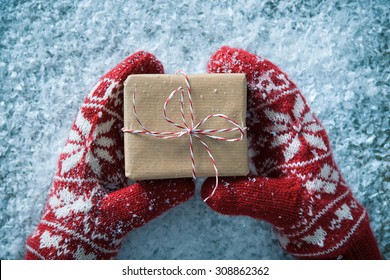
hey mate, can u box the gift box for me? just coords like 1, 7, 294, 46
123, 73, 249, 180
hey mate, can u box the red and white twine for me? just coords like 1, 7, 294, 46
122, 71, 247, 202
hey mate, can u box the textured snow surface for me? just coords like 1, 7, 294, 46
0, 0, 389, 259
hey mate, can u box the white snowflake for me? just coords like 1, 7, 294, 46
250, 69, 291, 98
264, 94, 327, 162
74, 245, 97, 260
329, 204, 354, 230
49, 188, 93, 219
305, 164, 340, 194
302, 227, 327, 247
87, 78, 119, 102
39, 230, 63, 249
335, 204, 353, 221
60, 111, 116, 176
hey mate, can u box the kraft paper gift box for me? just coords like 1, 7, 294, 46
123, 73, 249, 180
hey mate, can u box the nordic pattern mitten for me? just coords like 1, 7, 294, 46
202, 46, 382, 259
25, 51, 195, 260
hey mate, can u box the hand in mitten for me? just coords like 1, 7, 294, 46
202, 46, 382, 259
25, 51, 195, 260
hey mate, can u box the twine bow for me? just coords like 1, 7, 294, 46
122, 71, 247, 202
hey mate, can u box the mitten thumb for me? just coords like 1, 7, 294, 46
201, 176, 302, 229
99, 179, 194, 231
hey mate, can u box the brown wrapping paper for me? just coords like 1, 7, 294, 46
123, 74, 249, 180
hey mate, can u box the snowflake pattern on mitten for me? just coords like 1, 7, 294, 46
202, 46, 381, 259
25, 51, 194, 260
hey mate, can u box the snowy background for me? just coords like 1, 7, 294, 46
0, 0, 389, 259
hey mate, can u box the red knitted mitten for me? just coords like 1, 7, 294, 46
202, 46, 382, 259
25, 51, 195, 260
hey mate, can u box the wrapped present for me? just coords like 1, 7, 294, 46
123, 73, 248, 181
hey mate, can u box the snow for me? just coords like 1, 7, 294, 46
0, 0, 389, 259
